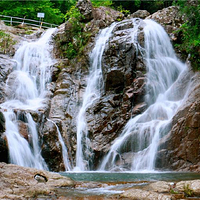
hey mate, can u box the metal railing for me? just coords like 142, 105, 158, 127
0, 15, 58, 29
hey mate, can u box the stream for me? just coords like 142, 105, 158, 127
47, 172, 200, 199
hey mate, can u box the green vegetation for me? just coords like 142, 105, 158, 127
61, 6, 91, 59
0, 30, 16, 54
111, 0, 172, 14
0, 0, 173, 25
174, 0, 200, 70
183, 184, 194, 197
3, 0, 198, 65
0, 0, 65, 24
91, 0, 112, 7
170, 189, 179, 194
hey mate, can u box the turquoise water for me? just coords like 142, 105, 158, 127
61, 171, 200, 182
55, 172, 200, 199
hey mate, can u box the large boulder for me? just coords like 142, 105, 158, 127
147, 6, 183, 36
175, 180, 200, 196
128, 10, 150, 19
76, 0, 94, 22
0, 162, 75, 199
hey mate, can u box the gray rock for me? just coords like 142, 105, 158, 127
176, 180, 200, 196
0, 162, 75, 199
76, 0, 94, 22
129, 10, 150, 19
120, 188, 173, 200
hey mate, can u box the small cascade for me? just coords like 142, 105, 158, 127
48, 119, 72, 171
75, 23, 116, 171
0, 28, 56, 170
3, 111, 47, 169
99, 19, 188, 171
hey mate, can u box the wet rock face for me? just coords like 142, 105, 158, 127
47, 65, 82, 168
156, 72, 200, 172
51, 18, 148, 170
147, 6, 184, 52
0, 55, 15, 163
147, 6, 183, 34
82, 19, 147, 168
102, 20, 136, 93
102, 19, 145, 93
0, 55, 15, 103
0, 110, 8, 163
42, 120, 65, 172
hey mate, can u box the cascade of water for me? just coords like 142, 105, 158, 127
0, 28, 56, 169
75, 23, 116, 171
48, 119, 72, 171
99, 19, 188, 171
3, 110, 46, 169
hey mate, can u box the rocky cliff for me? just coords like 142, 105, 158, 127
0, 0, 199, 172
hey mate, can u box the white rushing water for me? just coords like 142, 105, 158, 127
99, 19, 188, 171
0, 29, 57, 170
75, 23, 116, 171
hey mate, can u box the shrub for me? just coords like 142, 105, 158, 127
0, 30, 16, 54
175, 0, 200, 70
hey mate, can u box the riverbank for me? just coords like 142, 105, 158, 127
0, 162, 75, 199
1, 162, 200, 199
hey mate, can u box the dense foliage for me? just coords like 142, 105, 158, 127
0, 0, 65, 24
0, 0, 173, 25
175, 0, 200, 70
63, 5, 91, 59
111, 0, 172, 14
0, 0, 198, 67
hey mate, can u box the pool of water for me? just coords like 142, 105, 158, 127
60, 171, 200, 182
55, 171, 200, 199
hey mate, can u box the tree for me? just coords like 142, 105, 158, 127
0, 0, 64, 24
175, 0, 200, 69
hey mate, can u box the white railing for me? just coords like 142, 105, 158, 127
0, 15, 59, 29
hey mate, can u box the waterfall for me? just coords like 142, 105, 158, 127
0, 28, 56, 170
75, 23, 116, 171
99, 19, 188, 171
